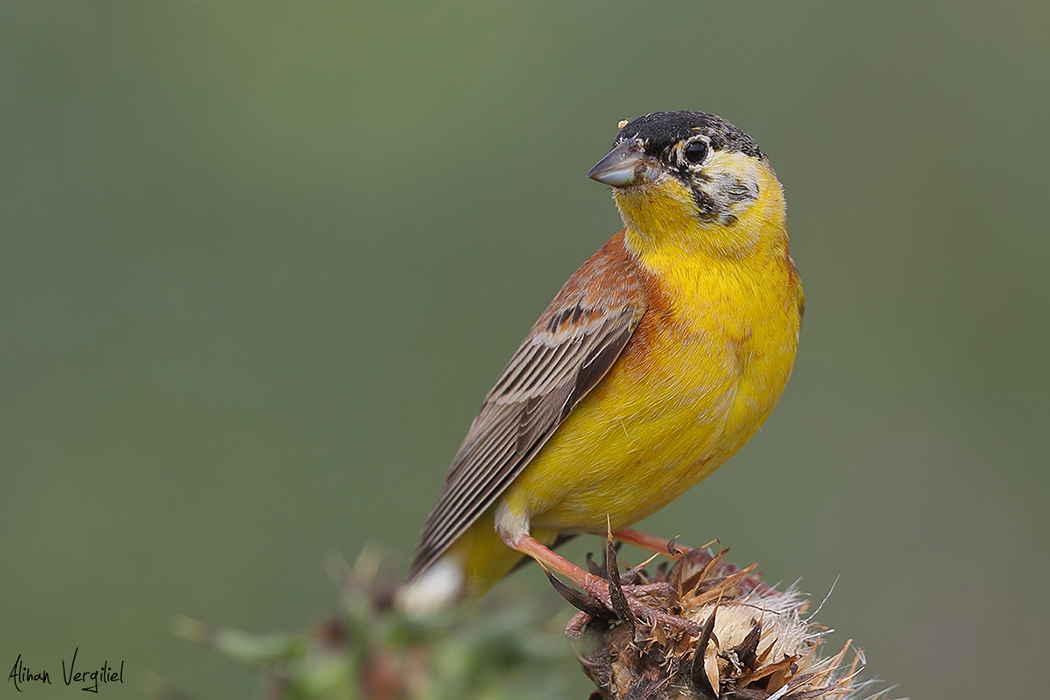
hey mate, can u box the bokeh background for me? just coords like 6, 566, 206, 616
3, 1, 1048, 697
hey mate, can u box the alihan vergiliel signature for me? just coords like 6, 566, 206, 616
8, 647, 124, 693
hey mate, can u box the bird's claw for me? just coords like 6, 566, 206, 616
552, 571, 701, 640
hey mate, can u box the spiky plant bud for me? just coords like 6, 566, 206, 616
562, 543, 893, 700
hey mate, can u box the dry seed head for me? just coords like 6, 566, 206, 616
571, 547, 895, 700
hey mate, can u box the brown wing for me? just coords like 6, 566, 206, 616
408, 233, 650, 580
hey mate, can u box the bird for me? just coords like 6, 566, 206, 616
401, 110, 804, 610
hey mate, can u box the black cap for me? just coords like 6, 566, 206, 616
615, 111, 764, 161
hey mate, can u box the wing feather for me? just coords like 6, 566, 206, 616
408, 234, 649, 580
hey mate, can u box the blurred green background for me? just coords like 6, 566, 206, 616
2, 0, 1048, 697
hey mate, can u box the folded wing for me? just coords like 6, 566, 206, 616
409, 234, 649, 580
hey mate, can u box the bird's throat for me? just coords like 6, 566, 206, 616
616, 157, 787, 267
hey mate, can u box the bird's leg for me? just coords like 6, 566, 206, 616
613, 527, 690, 558
505, 534, 701, 636
506, 533, 607, 592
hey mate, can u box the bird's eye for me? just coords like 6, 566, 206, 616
683, 140, 708, 164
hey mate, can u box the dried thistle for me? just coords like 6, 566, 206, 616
560, 541, 894, 700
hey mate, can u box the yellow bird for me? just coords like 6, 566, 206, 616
404, 111, 803, 607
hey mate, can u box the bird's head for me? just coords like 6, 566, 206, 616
588, 111, 785, 259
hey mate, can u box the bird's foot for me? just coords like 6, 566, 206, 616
505, 532, 700, 639
547, 540, 700, 640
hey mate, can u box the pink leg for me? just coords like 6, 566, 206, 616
613, 527, 689, 557
506, 534, 608, 593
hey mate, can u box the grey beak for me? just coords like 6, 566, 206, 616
586, 138, 654, 187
